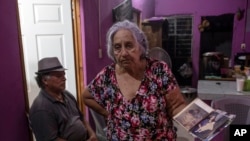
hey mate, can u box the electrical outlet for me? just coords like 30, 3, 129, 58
241, 43, 246, 50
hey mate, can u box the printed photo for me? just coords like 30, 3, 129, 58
190, 110, 229, 140
175, 103, 209, 130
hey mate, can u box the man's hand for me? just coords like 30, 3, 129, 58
87, 134, 98, 141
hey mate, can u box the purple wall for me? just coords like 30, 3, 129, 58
0, 0, 152, 139
81, 0, 248, 87
82, 0, 154, 83
0, 0, 30, 140
1, 0, 248, 139
155, 0, 250, 87
132, 0, 155, 19
82, 0, 123, 83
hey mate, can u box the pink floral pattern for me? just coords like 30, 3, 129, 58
88, 58, 178, 141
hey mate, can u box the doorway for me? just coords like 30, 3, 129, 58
16, 0, 85, 126
199, 13, 234, 79
199, 14, 234, 58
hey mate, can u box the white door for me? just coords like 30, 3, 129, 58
18, 0, 77, 108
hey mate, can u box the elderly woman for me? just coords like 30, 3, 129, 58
82, 20, 187, 141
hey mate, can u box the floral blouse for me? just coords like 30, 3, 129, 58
88, 58, 178, 141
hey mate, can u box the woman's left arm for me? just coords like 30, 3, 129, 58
165, 86, 187, 116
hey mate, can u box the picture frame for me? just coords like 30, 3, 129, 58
112, 0, 133, 22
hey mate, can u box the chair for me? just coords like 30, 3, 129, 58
211, 95, 250, 141
89, 109, 107, 141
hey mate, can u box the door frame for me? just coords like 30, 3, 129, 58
72, 0, 86, 113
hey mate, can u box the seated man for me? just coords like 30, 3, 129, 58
29, 57, 97, 141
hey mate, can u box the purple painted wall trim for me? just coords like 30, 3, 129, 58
155, 0, 250, 87
0, 0, 30, 140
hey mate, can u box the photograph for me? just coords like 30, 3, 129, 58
175, 103, 209, 130
190, 110, 230, 140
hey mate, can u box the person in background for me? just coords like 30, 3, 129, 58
193, 112, 220, 140
195, 114, 216, 133
82, 20, 187, 140
29, 57, 97, 141
180, 109, 204, 130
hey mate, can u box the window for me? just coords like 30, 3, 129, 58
165, 15, 193, 58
